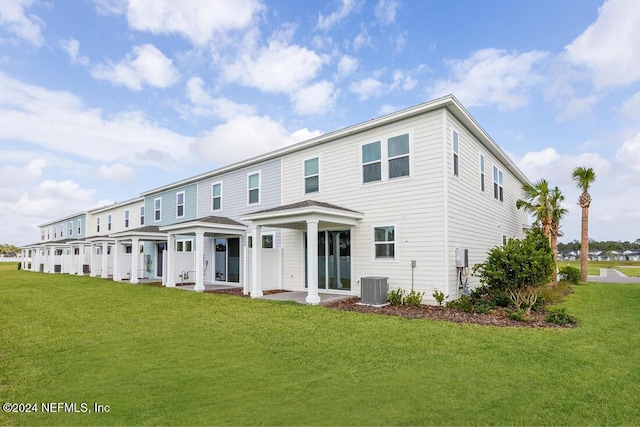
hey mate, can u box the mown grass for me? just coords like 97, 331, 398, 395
1, 265, 639, 425
558, 259, 640, 276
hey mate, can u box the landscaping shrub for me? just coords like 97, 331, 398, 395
404, 290, 424, 307
446, 295, 473, 312
545, 308, 577, 325
559, 265, 580, 284
388, 288, 404, 305
432, 290, 447, 306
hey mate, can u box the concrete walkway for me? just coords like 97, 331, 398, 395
258, 291, 354, 305
588, 268, 640, 284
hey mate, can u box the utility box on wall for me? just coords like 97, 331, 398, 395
455, 248, 468, 268
361, 277, 389, 305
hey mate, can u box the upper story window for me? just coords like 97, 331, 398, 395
248, 172, 260, 204
212, 183, 222, 211
176, 192, 185, 218
60, 224, 64, 237
47, 228, 50, 240
77, 219, 81, 235
69, 221, 73, 236
374, 225, 396, 259
53, 225, 57, 239
140, 206, 145, 226
304, 157, 319, 194
493, 166, 504, 202
362, 133, 410, 184
453, 131, 459, 177
107, 214, 112, 231
96, 218, 100, 233
154, 198, 162, 221
124, 210, 130, 228
41, 230, 45, 241
480, 154, 485, 192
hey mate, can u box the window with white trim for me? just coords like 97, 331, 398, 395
388, 134, 410, 179
176, 192, 185, 218
154, 198, 161, 221
304, 157, 319, 194
41, 230, 45, 241
176, 239, 193, 252
480, 154, 485, 192
212, 183, 222, 211
124, 210, 130, 228
248, 172, 260, 204
107, 214, 112, 231
362, 141, 382, 183
453, 131, 459, 177
362, 133, 410, 184
60, 224, 64, 237
53, 225, 57, 239
77, 219, 81, 235
493, 166, 504, 202
247, 233, 274, 248
502, 234, 508, 246
373, 226, 396, 259
140, 206, 145, 226
96, 218, 100, 233
69, 221, 73, 236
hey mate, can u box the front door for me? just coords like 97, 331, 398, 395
215, 238, 240, 283
157, 242, 166, 277
305, 230, 351, 290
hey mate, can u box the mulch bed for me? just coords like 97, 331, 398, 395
205, 288, 290, 298
324, 297, 575, 328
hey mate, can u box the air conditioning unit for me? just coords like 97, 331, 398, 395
361, 277, 389, 305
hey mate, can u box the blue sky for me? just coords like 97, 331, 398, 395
1, 0, 639, 246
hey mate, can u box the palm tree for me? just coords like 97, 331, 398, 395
549, 187, 568, 285
572, 167, 596, 282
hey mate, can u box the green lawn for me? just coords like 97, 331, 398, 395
558, 259, 640, 277
1, 264, 639, 425
617, 267, 640, 277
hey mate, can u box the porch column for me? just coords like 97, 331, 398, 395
77, 245, 84, 276
44, 248, 50, 273
194, 231, 205, 292
306, 220, 320, 304
251, 225, 263, 298
90, 244, 97, 276
101, 241, 109, 278
166, 233, 176, 287
69, 246, 76, 275
130, 237, 140, 284
113, 240, 121, 281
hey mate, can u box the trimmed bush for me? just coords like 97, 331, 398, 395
559, 266, 580, 284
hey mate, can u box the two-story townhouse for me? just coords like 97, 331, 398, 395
242, 95, 529, 304
85, 197, 145, 279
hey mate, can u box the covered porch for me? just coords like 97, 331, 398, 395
242, 200, 363, 305
108, 226, 167, 284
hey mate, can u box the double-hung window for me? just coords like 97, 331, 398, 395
493, 166, 504, 202
248, 173, 260, 204
480, 154, 485, 192
154, 198, 161, 221
53, 225, 57, 239
60, 225, 64, 237
362, 141, 382, 183
388, 134, 410, 179
107, 214, 112, 231
453, 131, 460, 177
374, 226, 396, 259
176, 192, 185, 218
77, 219, 81, 235
304, 157, 319, 193
96, 218, 100, 233
212, 183, 222, 211
140, 206, 145, 225
124, 210, 130, 228
176, 240, 193, 252
69, 221, 73, 236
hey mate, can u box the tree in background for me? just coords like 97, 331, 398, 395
572, 167, 596, 282
549, 187, 568, 285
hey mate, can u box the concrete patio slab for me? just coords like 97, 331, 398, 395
258, 291, 354, 304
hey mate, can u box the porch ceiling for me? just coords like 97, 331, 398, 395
242, 200, 363, 229
108, 226, 167, 241
159, 216, 246, 236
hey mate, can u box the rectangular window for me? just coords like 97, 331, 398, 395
77, 219, 81, 235
176, 192, 185, 218
388, 134, 410, 179
107, 214, 112, 231
96, 218, 100, 233
374, 226, 395, 259
124, 210, 130, 228
154, 198, 161, 221
69, 221, 73, 236
140, 206, 145, 226
53, 225, 57, 239
176, 240, 193, 252
248, 173, 260, 204
480, 154, 485, 192
304, 157, 319, 193
212, 183, 222, 211
502, 234, 508, 246
41, 230, 45, 241
262, 234, 274, 249
60, 225, 64, 237
453, 131, 459, 177
493, 166, 504, 202
362, 141, 382, 183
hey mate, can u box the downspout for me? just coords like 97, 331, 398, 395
441, 109, 450, 298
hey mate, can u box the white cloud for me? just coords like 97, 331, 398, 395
222, 41, 325, 94
185, 76, 255, 120
337, 55, 358, 79
191, 115, 321, 165
349, 70, 418, 101
616, 132, 640, 173
352, 26, 371, 50
620, 91, 640, 119
91, 44, 179, 91
59, 39, 89, 66
98, 163, 134, 183
317, 0, 357, 30
0, 0, 45, 46
375, 0, 399, 25
349, 77, 384, 100
290, 81, 337, 115
0, 72, 193, 166
555, 95, 598, 122
430, 48, 548, 111
565, 0, 640, 88
98, 0, 263, 45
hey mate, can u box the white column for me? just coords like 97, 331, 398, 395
166, 234, 176, 287
69, 246, 76, 275
251, 226, 263, 298
130, 237, 140, 284
77, 245, 84, 276
306, 220, 320, 305
101, 241, 109, 278
113, 240, 121, 281
90, 244, 98, 277
194, 231, 205, 292
44, 248, 51, 273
